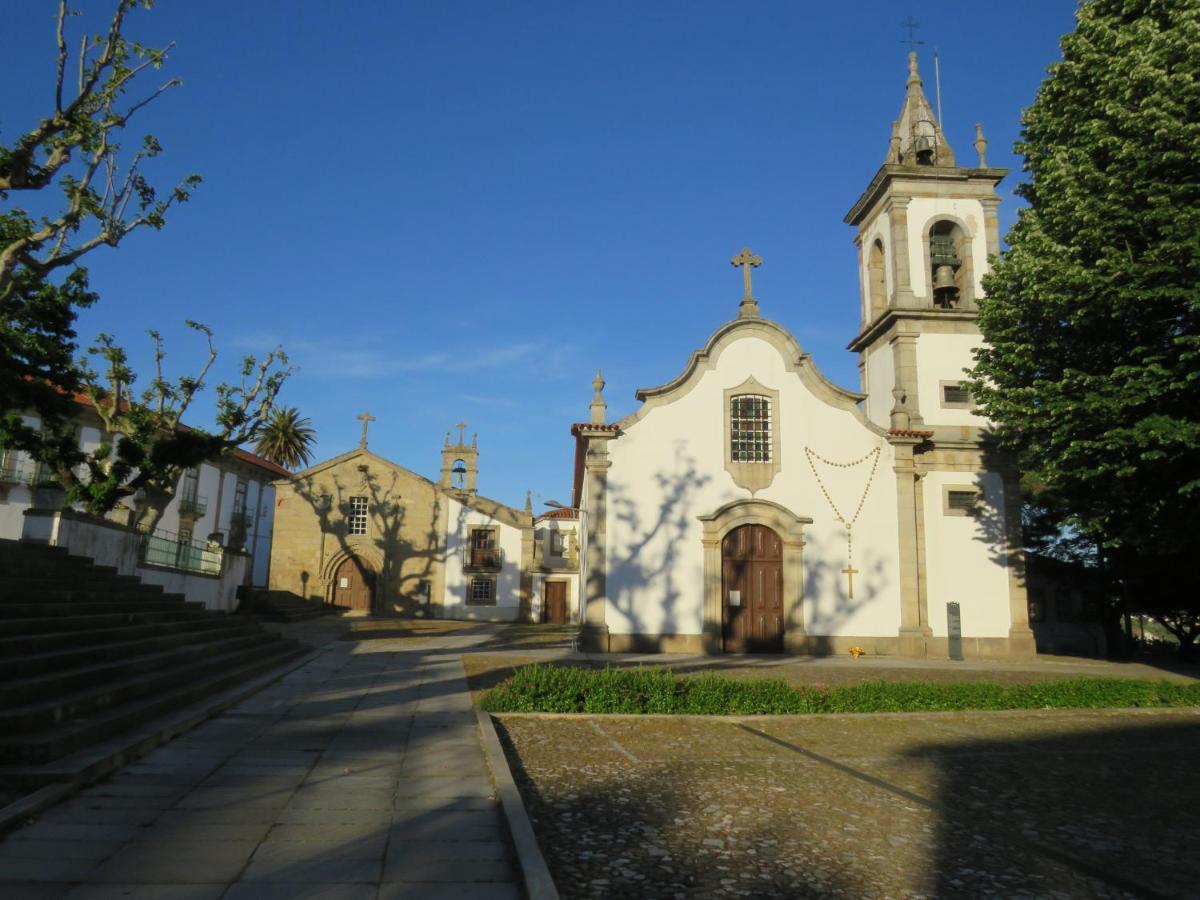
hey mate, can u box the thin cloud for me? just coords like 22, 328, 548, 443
230, 333, 554, 379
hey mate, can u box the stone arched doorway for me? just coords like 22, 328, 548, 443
699, 499, 812, 654
722, 524, 784, 652
332, 554, 376, 612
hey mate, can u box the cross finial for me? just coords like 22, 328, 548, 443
730, 247, 762, 318
455, 421, 467, 445
355, 412, 376, 449
900, 16, 925, 53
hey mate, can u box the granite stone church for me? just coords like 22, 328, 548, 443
268, 53, 1035, 659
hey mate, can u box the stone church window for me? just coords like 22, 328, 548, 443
468, 527, 500, 568
469, 576, 495, 605
730, 395, 772, 463
348, 496, 368, 535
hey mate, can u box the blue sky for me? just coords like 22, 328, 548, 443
3, 1, 1078, 509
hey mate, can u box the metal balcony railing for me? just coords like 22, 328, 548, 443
0, 462, 36, 486
178, 493, 208, 517
139, 529, 222, 576
467, 546, 503, 570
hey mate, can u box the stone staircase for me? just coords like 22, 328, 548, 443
0, 539, 309, 781
246, 588, 339, 623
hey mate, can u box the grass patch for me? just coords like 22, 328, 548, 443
481, 664, 1200, 715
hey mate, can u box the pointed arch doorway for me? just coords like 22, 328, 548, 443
333, 554, 376, 612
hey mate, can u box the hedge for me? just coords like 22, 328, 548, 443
480, 664, 1200, 715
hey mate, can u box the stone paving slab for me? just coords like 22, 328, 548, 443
0, 628, 521, 897
497, 707, 1200, 899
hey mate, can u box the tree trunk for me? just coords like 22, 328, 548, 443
133, 486, 173, 533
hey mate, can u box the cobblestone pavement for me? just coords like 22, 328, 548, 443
1, 625, 520, 899
497, 707, 1200, 899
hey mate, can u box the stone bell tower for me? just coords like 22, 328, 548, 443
440, 421, 478, 494
845, 52, 1008, 432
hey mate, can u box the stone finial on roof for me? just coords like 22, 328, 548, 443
907, 50, 921, 86
590, 370, 607, 425
524, 490, 533, 514
974, 122, 988, 167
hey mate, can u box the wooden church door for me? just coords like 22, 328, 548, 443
333, 555, 375, 612
721, 524, 784, 652
544, 581, 568, 624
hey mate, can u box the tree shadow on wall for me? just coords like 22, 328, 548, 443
604, 443, 711, 645
602, 444, 892, 652
797, 527, 892, 654
290, 463, 447, 617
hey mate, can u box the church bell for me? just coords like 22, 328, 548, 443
933, 264, 959, 307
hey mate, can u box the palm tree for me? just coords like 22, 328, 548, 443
254, 407, 317, 470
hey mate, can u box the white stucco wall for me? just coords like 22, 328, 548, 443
604, 334, 903, 639
905, 197, 988, 302
442, 495, 523, 621
922, 471, 1012, 638
916, 332, 989, 428
863, 344, 896, 428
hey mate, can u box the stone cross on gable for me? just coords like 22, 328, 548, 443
356, 412, 376, 449
455, 421, 467, 445
731, 247, 763, 317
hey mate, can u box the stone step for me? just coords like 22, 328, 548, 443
0, 615, 236, 658
0, 608, 213, 637
0, 584, 171, 603
0, 539, 311, 771
0, 619, 266, 680
0, 629, 283, 711
0, 639, 307, 765
0, 598, 198, 618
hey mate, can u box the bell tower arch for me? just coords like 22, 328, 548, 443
844, 52, 1007, 431
440, 421, 479, 493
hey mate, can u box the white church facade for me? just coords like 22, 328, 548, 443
571, 54, 1035, 658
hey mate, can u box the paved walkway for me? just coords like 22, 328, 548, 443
1, 625, 520, 899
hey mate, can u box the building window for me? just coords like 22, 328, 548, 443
468, 527, 499, 568
941, 382, 973, 408
348, 496, 368, 535
233, 479, 248, 515
550, 530, 566, 557
944, 487, 981, 516
181, 467, 199, 502
468, 576, 495, 605
730, 395, 772, 463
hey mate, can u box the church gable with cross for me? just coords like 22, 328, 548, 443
267, 417, 538, 621
569, 54, 1034, 658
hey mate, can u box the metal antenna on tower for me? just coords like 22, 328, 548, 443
934, 48, 944, 126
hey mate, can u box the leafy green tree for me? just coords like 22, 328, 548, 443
254, 407, 317, 471
1, 0, 199, 473
968, 0, 1200, 659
